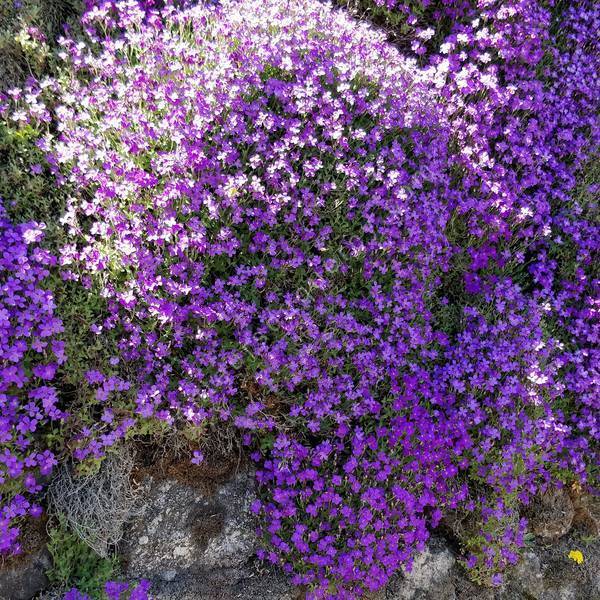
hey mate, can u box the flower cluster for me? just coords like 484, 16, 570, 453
0, 202, 63, 553
63, 578, 151, 600
370, 0, 599, 583
0, 0, 597, 598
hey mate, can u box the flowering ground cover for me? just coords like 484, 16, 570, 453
0, 0, 82, 90
0, 0, 598, 598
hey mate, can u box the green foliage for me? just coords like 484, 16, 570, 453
0, 121, 61, 230
0, 0, 82, 88
342, 0, 474, 58
47, 516, 118, 598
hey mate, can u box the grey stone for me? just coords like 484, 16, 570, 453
0, 547, 51, 600
122, 471, 257, 583
120, 468, 297, 599
386, 537, 456, 600
509, 550, 545, 598
450, 570, 495, 600
538, 584, 579, 600
149, 564, 297, 600
230, 566, 297, 600
503, 531, 600, 600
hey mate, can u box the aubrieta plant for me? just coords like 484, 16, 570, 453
0, 202, 63, 554
0, 0, 598, 598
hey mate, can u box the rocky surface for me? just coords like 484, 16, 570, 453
385, 536, 456, 599
0, 547, 51, 600
120, 465, 297, 600
120, 469, 599, 600
148, 562, 297, 600
3, 467, 599, 600
121, 470, 257, 583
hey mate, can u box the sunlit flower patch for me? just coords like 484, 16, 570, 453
0, 0, 598, 597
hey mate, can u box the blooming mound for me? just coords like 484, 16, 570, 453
0, 0, 598, 598
0, 206, 62, 553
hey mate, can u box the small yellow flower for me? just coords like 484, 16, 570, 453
568, 550, 584, 564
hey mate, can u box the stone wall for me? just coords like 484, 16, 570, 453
2, 461, 598, 600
